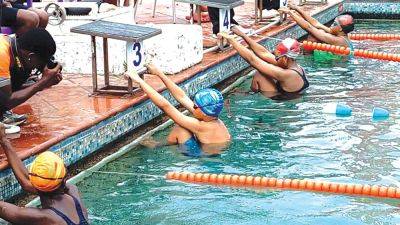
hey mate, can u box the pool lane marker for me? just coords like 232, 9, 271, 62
302, 40, 400, 62
349, 33, 400, 41
166, 171, 400, 199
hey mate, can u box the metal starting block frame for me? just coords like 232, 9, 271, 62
71, 20, 161, 95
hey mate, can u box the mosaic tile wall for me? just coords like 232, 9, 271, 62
344, 1, 400, 19
0, 2, 344, 200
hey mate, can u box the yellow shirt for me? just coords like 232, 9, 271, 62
0, 35, 11, 78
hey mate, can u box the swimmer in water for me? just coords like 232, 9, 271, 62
279, 4, 354, 49
0, 123, 89, 225
218, 31, 309, 98
126, 64, 231, 157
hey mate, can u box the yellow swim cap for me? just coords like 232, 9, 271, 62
29, 151, 66, 192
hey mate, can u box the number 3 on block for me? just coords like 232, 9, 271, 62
127, 41, 144, 71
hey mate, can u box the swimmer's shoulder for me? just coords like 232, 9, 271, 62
65, 184, 83, 204
199, 120, 229, 134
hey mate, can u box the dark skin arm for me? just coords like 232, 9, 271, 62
65, 183, 88, 218
0, 123, 37, 194
280, 8, 347, 46
218, 32, 290, 81
288, 3, 332, 33
231, 26, 277, 65
146, 64, 195, 114
126, 71, 203, 134
0, 201, 50, 225
4, 65, 63, 110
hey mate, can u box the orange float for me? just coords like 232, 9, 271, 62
301, 40, 400, 62
166, 171, 400, 199
349, 33, 400, 41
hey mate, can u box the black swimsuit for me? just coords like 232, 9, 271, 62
49, 195, 89, 225
275, 67, 309, 94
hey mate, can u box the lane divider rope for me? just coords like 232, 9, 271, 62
349, 33, 400, 41
166, 171, 400, 199
302, 40, 400, 62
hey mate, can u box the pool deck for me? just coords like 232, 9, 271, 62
0, 0, 350, 200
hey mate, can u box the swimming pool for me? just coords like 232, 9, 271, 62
77, 20, 400, 224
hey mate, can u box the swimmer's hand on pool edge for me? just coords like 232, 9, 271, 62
145, 63, 164, 77
217, 32, 234, 41
287, 3, 300, 11
278, 7, 292, 15
231, 25, 246, 38
125, 70, 142, 84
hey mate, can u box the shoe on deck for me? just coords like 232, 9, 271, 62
2, 111, 28, 126
4, 124, 20, 134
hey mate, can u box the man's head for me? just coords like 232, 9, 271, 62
17, 28, 56, 72
29, 151, 67, 193
330, 14, 354, 35
274, 38, 301, 68
193, 88, 224, 121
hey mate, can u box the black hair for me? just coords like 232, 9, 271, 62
341, 23, 354, 34
17, 28, 56, 61
38, 178, 67, 197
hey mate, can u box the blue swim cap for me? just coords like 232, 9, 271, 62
193, 88, 224, 117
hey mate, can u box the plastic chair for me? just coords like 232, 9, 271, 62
1, 0, 33, 34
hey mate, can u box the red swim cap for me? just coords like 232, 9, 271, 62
336, 14, 354, 26
334, 15, 354, 33
275, 38, 301, 59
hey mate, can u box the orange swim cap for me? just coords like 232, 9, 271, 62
29, 151, 66, 192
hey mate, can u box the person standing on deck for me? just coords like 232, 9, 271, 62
218, 29, 309, 98
126, 63, 230, 157
0, 123, 90, 225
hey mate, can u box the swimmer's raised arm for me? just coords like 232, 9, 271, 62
280, 8, 343, 46
145, 64, 195, 114
126, 71, 202, 134
0, 124, 37, 194
231, 26, 277, 65
0, 201, 49, 225
218, 32, 287, 81
287, 4, 332, 33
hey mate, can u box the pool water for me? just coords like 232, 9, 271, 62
78, 20, 400, 225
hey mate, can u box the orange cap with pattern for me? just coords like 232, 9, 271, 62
29, 151, 66, 192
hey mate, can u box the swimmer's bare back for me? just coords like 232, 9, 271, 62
251, 72, 278, 93
168, 120, 230, 145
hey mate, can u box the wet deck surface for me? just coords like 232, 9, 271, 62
0, 0, 341, 169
